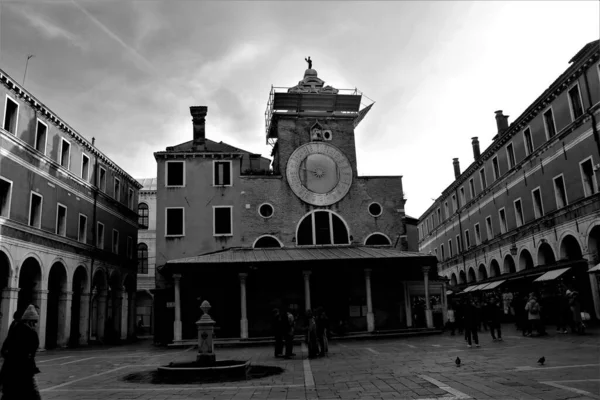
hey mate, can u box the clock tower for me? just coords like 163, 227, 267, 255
266, 66, 371, 206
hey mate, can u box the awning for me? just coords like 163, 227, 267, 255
534, 267, 571, 282
461, 285, 477, 293
480, 280, 506, 290
588, 263, 600, 273
446, 290, 454, 295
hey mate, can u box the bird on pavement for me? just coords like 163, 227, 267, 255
537, 356, 545, 366
455, 357, 461, 367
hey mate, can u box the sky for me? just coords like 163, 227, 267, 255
1, 1, 598, 218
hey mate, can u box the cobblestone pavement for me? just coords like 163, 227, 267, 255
17, 324, 600, 399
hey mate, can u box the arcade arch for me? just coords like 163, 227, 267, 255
450, 273, 457, 286
17, 257, 42, 315
91, 268, 108, 342
537, 242, 556, 266
46, 261, 68, 349
467, 267, 476, 283
459, 271, 466, 284
519, 249, 534, 271
503, 255, 516, 274
559, 235, 583, 261
490, 259, 501, 277
588, 225, 600, 263
478, 264, 488, 281
70, 265, 88, 346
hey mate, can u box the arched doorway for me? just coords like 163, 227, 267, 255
459, 271, 466, 284
46, 262, 68, 349
450, 273, 457, 287
490, 259, 501, 277
136, 290, 153, 338
478, 264, 488, 281
537, 242, 556, 266
467, 267, 476, 283
588, 226, 600, 263
519, 249, 534, 271
560, 235, 583, 261
70, 266, 88, 346
503, 255, 516, 274
91, 269, 108, 342
0, 251, 12, 345
17, 257, 42, 317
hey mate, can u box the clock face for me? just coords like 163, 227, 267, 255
286, 142, 353, 206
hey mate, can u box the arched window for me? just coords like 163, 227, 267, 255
138, 203, 149, 229
137, 243, 148, 274
365, 233, 391, 246
253, 236, 282, 248
297, 211, 349, 246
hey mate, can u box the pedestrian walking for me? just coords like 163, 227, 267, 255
1, 311, 21, 359
567, 291, 584, 334
0, 304, 42, 400
462, 298, 479, 348
487, 297, 503, 341
284, 309, 296, 359
447, 304, 456, 336
272, 308, 284, 357
305, 309, 319, 359
525, 293, 542, 337
316, 308, 329, 357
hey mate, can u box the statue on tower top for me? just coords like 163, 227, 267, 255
305, 56, 312, 69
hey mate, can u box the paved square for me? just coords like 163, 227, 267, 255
18, 324, 600, 399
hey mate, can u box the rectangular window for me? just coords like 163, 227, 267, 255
440, 244, 445, 260
492, 156, 500, 180
97, 222, 105, 249
35, 120, 47, 154
451, 195, 457, 212
60, 138, 71, 169
127, 236, 133, 259
568, 84, 584, 120
469, 178, 475, 198
553, 174, 568, 208
166, 207, 185, 236
479, 168, 487, 190
464, 229, 471, 248
543, 108, 557, 139
532, 187, 544, 219
0, 177, 13, 218
56, 203, 67, 236
474, 223, 481, 245
3, 96, 19, 134
166, 161, 185, 187
78, 214, 87, 243
128, 188, 134, 209
213, 206, 233, 236
112, 229, 119, 254
455, 235, 461, 253
506, 143, 516, 169
437, 208, 441, 224
498, 208, 507, 234
81, 154, 90, 181
213, 161, 232, 186
514, 198, 524, 227
448, 239, 453, 258
29, 192, 43, 228
444, 202, 449, 218
523, 127, 534, 156
485, 216, 493, 240
114, 178, 121, 202
459, 187, 466, 206
580, 158, 598, 197
99, 166, 107, 192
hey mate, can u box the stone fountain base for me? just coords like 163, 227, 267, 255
157, 360, 250, 379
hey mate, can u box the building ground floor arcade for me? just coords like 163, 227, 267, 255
0, 235, 138, 350
153, 246, 446, 345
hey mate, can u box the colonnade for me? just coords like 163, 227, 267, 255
171, 266, 442, 341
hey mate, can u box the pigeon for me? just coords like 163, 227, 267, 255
455, 357, 461, 367
537, 356, 545, 366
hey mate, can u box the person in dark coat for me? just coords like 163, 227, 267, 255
487, 297, 503, 341
272, 308, 284, 357
316, 308, 329, 357
1, 311, 21, 359
305, 310, 319, 359
284, 309, 296, 359
0, 304, 42, 400
462, 298, 479, 348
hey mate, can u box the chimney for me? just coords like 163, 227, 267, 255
453, 158, 460, 179
495, 110, 509, 135
472, 137, 480, 160
190, 106, 208, 145
92, 137, 95, 146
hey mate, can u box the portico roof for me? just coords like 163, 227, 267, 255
167, 246, 435, 265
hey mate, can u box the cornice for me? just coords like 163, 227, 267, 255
0, 68, 142, 189
154, 152, 245, 160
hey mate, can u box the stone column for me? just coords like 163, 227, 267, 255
239, 273, 248, 339
403, 282, 412, 327
33, 289, 49, 350
112, 289, 123, 342
121, 288, 128, 340
441, 280, 448, 325
303, 270, 312, 312
0, 287, 19, 349
57, 291, 73, 347
78, 292, 90, 345
423, 266, 434, 328
587, 259, 600, 319
96, 289, 107, 343
128, 291, 136, 340
173, 274, 182, 342
364, 268, 375, 332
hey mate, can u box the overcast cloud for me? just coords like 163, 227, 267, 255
1, 1, 598, 218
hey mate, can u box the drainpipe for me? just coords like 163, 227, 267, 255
88, 137, 99, 344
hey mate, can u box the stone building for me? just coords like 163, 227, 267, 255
136, 178, 157, 335
0, 67, 141, 349
153, 67, 441, 345
417, 40, 600, 319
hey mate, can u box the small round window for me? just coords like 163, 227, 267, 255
258, 203, 274, 218
368, 202, 382, 217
